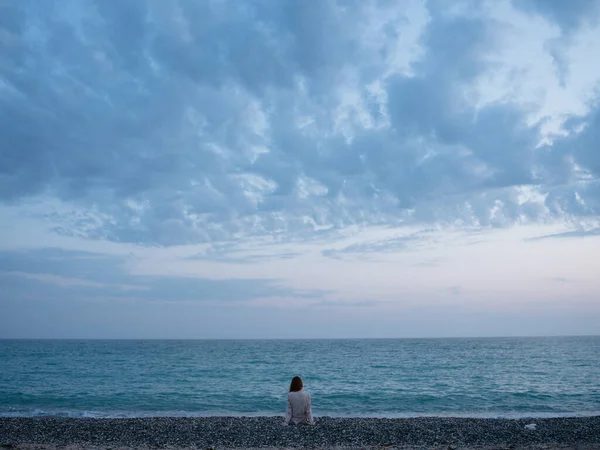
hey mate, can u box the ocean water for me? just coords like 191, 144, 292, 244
1, 337, 599, 418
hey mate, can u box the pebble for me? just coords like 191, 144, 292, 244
0, 416, 599, 448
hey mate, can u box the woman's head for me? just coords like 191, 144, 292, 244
289, 376, 303, 392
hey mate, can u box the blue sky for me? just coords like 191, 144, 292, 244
1, 0, 600, 338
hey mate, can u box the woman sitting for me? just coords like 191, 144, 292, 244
283, 376, 315, 425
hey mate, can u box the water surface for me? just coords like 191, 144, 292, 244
1, 336, 599, 418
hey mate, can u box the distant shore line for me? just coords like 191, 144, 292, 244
0, 409, 600, 420
2, 411, 600, 419
2, 416, 600, 449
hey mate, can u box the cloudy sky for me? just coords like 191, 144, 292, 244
1, 0, 600, 339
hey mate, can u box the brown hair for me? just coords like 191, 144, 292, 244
289, 376, 303, 392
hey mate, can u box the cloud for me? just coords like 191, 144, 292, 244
550, 277, 571, 283
0, 248, 325, 303
313, 299, 383, 308
186, 241, 303, 265
527, 227, 600, 241
321, 230, 428, 260
444, 286, 462, 296
514, 0, 600, 32
0, 0, 599, 247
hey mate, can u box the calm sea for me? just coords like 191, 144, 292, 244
1, 337, 599, 418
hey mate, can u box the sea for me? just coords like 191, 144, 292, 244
1, 336, 599, 419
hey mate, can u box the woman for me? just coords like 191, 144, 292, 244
283, 376, 315, 425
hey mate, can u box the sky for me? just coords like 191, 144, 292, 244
1, 0, 600, 339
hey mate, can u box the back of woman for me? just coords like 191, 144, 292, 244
283, 376, 315, 425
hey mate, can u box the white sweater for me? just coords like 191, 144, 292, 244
284, 390, 315, 425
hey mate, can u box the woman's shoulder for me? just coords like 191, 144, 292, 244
288, 390, 309, 397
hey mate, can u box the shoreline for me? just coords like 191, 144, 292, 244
3, 412, 600, 419
2, 416, 600, 449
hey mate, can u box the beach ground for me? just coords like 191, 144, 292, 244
1, 416, 599, 449
5, 445, 600, 450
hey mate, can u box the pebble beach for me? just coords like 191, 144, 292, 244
1, 416, 599, 449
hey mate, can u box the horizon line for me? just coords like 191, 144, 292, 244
1, 334, 599, 341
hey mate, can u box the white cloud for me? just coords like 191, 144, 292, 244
472, 1, 600, 140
